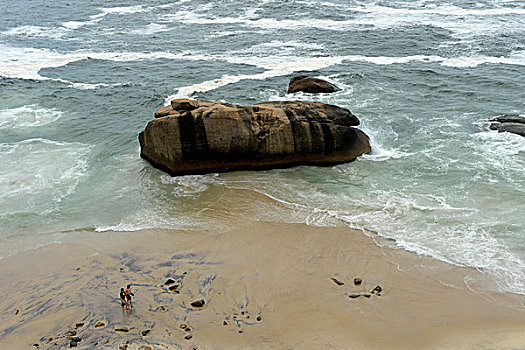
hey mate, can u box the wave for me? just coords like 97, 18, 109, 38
0, 105, 64, 128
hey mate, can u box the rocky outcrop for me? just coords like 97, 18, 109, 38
489, 114, 525, 137
139, 99, 371, 175
287, 75, 340, 94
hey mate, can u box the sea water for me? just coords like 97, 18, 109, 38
0, 0, 524, 295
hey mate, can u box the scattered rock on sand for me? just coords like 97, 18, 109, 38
165, 278, 176, 285
141, 329, 151, 336
119, 345, 128, 350
69, 330, 76, 336
69, 340, 77, 348
371, 285, 382, 295
143, 346, 153, 350
257, 316, 262, 322
72, 337, 81, 343
287, 75, 340, 94
94, 321, 105, 328
191, 299, 205, 308
349, 294, 361, 299
180, 323, 189, 329
75, 322, 84, 328
223, 321, 228, 325
168, 285, 180, 292
185, 334, 193, 340
14, 309, 19, 315
331, 277, 344, 286
354, 278, 362, 285
114, 327, 129, 332
363, 294, 371, 298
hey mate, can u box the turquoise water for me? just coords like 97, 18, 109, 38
1, 0, 524, 294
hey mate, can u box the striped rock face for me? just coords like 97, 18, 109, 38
139, 99, 371, 175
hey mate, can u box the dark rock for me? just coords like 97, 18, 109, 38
287, 75, 340, 94
223, 321, 228, 325
256, 316, 262, 321
156, 305, 167, 311
185, 334, 193, 340
349, 294, 361, 299
371, 286, 382, 295
168, 285, 180, 292
69, 330, 76, 336
75, 322, 84, 328
114, 327, 129, 332
490, 114, 525, 124
353, 278, 362, 285
141, 329, 151, 336
331, 277, 344, 286
69, 340, 77, 348
180, 323, 188, 329
119, 345, 128, 350
498, 122, 525, 136
14, 309, 19, 315
190, 299, 205, 308
72, 337, 81, 343
363, 294, 371, 298
165, 278, 176, 285
238, 329, 243, 333
94, 322, 105, 328
185, 327, 191, 332
33, 344, 39, 348
139, 99, 371, 176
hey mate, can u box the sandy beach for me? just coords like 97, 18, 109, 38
0, 222, 523, 350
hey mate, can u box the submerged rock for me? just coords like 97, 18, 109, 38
139, 99, 371, 175
287, 75, 340, 94
489, 114, 525, 137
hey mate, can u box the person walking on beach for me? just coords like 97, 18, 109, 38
119, 288, 127, 310
125, 284, 134, 309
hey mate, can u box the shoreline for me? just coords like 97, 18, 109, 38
1, 222, 524, 349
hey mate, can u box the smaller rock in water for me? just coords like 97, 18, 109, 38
353, 278, 362, 285
488, 114, 525, 137
349, 294, 361, 299
75, 322, 84, 328
94, 321, 105, 328
69, 340, 77, 348
141, 329, 151, 336
114, 327, 129, 332
331, 277, 344, 286
287, 75, 340, 94
191, 299, 205, 308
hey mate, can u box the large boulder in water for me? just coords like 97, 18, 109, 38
287, 75, 340, 94
139, 99, 371, 175
489, 114, 525, 137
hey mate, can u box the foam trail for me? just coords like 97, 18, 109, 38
0, 105, 64, 128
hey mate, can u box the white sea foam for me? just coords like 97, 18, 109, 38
0, 105, 64, 128
1, 25, 71, 40
0, 139, 91, 215
129, 23, 170, 35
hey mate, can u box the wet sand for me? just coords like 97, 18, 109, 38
0, 222, 524, 349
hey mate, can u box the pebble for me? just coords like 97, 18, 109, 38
223, 321, 228, 326
363, 294, 371, 298
119, 345, 128, 350
75, 322, 84, 328
141, 329, 151, 336
94, 321, 105, 328
69, 340, 77, 348
354, 278, 362, 285
349, 294, 361, 299
69, 330, 76, 336
185, 334, 193, 340
256, 316, 262, 321
114, 327, 129, 332
371, 285, 382, 295
190, 299, 205, 308
331, 278, 344, 286
180, 323, 188, 329
165, 278, 176, 285
14, 309, 20, 315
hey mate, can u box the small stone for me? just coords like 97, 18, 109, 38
349, 294, 361, 299
141, 329, 150, 336
119, 345, 127, 350
114, 327, 129, 332
184, 334, 193, 340
238, 329, 243, 334
120, 267, 124, 271
14, 309, 19, 315
69, 340, 77, 348
371, 285, 382, 295
75, 322, 84, 328
256, 316, 262, 321
223, 321, 228, 326
241, 311, 245, 315
95, 321, 105, 328
165, 278, 176, 285
33, 344, 39, 348
48, 337, 53, 342
363, 294, 371, 298
156, 305, 167, 311
331, 278, 344, 286
185, 326, 191, 332
190, 299, 205, 308
246, 315, 250, 319
75, 267, 80, 271
143, 346, 153, 350
69, 330, 76, 336
168, 285, 179, 292
72, 337, 81, 343
354, 278, 362, 285
180, 323, 188, 329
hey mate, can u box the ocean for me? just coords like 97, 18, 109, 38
0, 0, 524, 295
